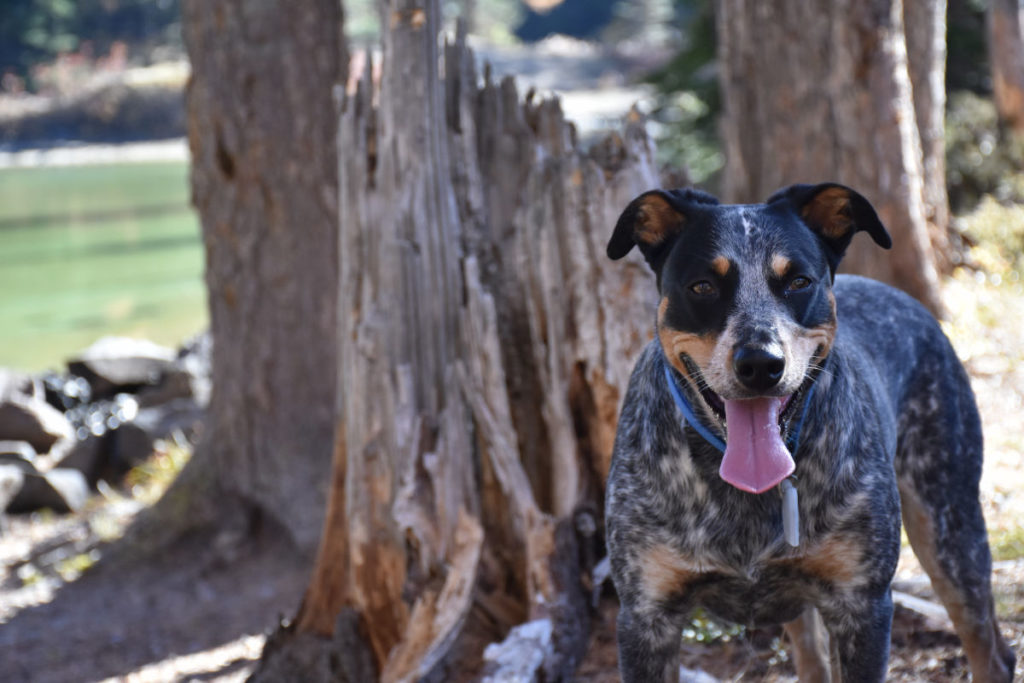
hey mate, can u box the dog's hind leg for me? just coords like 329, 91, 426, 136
615, 606, 686, 683
895, 354, 1015, 682
899, 482, 1015, 682
783, 606, 831, 682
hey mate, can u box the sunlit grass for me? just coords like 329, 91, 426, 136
0, 161, 206, 370
122, 441, 192, 505
990, 526, 1024, 562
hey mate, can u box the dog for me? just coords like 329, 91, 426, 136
604, 183, 1015, 682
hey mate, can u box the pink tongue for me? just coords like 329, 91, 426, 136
719, 397, 794, 494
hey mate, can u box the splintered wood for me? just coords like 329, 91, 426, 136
298, 2, 664, 680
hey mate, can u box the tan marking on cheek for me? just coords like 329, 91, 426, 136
771, 254, 792, 278
786, 291, 837, 376
711, 256, 730, 277
640, 544, 697, 601
657, 298, 715, 375
796, 537, 864, 586
811, 291, 838, 359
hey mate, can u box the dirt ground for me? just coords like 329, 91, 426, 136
1, 277, 1022, 682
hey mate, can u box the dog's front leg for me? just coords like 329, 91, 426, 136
819, 587, 894, 682
616, 604, 686, 683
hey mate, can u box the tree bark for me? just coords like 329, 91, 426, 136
990, 0, 1024, 133
718, 0, 945, 316
254, 2, 663, 680
150, 0, 345, 552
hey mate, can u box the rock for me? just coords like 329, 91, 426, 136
55, 434, 107, 485
0, 368, 41, 402
134, 399, 205, 443
136, 333, 213, 408
135, 367, 194, 407
65, 393, 139, 442
8, 467, 89, 514
0, 396, 74, 454
481, 619, 553, 683
0, 440, 37, 465
67, 336, 177, 399
177, 332, 212, 406
110, 421, 154, 470
0, 464, 26, 514
56, 396, 204, 485
41, 372, 92, 411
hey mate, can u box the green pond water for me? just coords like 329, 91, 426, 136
0, 161, 206, 371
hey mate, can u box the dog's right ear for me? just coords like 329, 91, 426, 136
607, 189, 718, 266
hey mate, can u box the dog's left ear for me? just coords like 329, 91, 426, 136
768, 183, 892, 271
607, 188, 719, 268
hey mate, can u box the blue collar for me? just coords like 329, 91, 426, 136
662, 360, 819, 456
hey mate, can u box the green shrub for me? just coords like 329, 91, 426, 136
946, 91, 1024, 213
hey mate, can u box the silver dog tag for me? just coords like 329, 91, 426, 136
780, 478, 799, 547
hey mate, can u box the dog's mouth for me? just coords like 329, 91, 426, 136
681, 356, 810, 494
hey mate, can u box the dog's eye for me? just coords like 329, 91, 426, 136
689, 281, 717, 297
787, 276, 813, 292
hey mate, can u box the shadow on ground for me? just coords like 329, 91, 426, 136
0, 527, 306, 683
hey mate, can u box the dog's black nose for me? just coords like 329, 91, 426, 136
733, 346, 785, 391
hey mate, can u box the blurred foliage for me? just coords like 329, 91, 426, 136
0, 0, 182, 90
124, 442, 192, 504
681, 607, 744, 644
958, 196, 1024, 278
991, 524, 1024, 562
946, 91, 1024, 212
642, 0, 721, 187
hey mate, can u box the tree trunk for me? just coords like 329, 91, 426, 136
990, 0, 1024, 132
144, 0, 345, 552
718, 0, 945, 316
904, 0, 951, 271
253, 2, 662, 680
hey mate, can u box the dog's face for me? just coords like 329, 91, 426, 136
608, 183, 891, 492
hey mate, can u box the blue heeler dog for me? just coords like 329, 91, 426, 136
604, 183, 1015, 682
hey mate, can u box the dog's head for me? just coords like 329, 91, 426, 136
608, 183, 891, 492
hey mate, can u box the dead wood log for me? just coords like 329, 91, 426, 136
263, 2, 663, 679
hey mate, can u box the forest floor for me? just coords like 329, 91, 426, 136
0, 271, 1022, 682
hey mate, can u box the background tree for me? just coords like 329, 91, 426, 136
989, 0, 1024, 132
0, 0, 184, 87
717, 0, 947, 316
142, 0, 345, 553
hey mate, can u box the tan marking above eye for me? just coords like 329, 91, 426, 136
771, 254, 792, 278
711, 255, 730, 276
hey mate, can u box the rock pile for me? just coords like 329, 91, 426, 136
0, 334, 209, 516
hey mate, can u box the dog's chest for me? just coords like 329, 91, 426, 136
637, 524, 870, 626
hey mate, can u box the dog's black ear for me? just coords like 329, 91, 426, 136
768, 183, 892, 270
607, 188, 719, 266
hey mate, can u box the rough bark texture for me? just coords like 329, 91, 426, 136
990, 0, 1024, 133
256, 2, 662, 680
167, 0, 344, 551
718, 0, 945, 316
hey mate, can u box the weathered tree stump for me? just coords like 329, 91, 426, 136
254, 2, 663, 681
